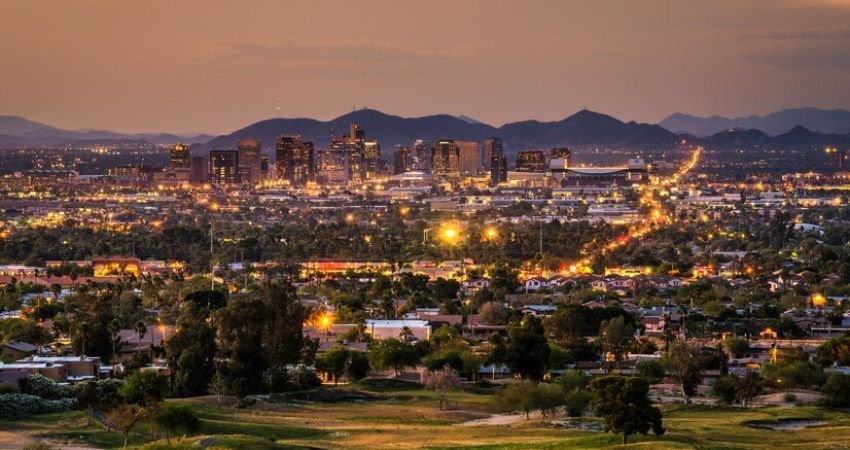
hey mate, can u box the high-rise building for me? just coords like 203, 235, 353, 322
490, 155, 508, 186
393, 146, 411, 174
458, 141, 480, 175
482, 137, 503, 170
170, 143, 190, 169
190, 156, 207, 184
410, 139, 432, 171
431, 139, 461, 178
549, 147, 571, 169
516, 150, 546, 172
275, 135, 314, 186
209, 150, 239, 185
236, 139, 262, 184
260, 155, 270, 180
317, 150, 349, 184
330, 123, 381, 183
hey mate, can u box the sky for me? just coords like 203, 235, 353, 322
2, 0, 850, 134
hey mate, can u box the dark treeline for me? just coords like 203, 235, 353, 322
0, 219, 614, 272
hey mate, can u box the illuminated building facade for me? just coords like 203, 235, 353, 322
237, 138, 262, 184
431, 139, 461, 178
209, 150, 239, 185
393, 146, 411, 174
490, 154, 507, 186
516, 150, 546, 172
170, 143, 190, 169
458, 141, 480, 175
275, 135, 314, 186
549, 147, 571, 169
482, 137, 503, 170
330, 123, 382, 183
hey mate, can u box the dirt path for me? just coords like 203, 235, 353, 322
456, 411, 542, 426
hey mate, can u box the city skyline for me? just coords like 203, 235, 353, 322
3, 0, 850, 134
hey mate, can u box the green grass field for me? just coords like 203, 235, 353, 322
3, 381, 850, 449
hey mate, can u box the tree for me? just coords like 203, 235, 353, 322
150, 403, 200, 444
478, 301, 513, 325
216, 296, 268, 396
531, 383, 566, 419
599, 316, 635, 364
166, 302, 217, 396
74, 378, 125, 425
208, 371, 228, 408
711, 375, 737, 405
504, 316, 550, 380
663, 342, 702, 403
815, 336, 850, 367
369, 338, 419, 377
734, 371, 762, 407
635, 359, 665, 384
821, 373, 850, 407
316, 346, 351, 385
422, 368, 461, 410
589, 376, 664, 445
133, 321, 147, 357
106, 405, 143, 449
346, 351, 371, 382
496, 380, 537, 419
724, 338, 750, 359
260, 282, 307, 392
120, 371, 169, 407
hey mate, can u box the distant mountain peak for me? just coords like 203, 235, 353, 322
660, 107, 850, 136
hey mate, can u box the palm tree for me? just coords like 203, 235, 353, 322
134, 321, 147, 357
78, 322, 90, 356
108, 319, 121, 364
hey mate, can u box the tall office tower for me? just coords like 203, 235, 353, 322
490, 155, 508, 186
516, 150, 546, 172
363, 139, 382, 178
393, 146, 411, 174
209, 150, 239, 185
190, 156, 207, 184
410, 139, 432, 171
170, 143, 190, 169
550, 147, 571, 168
259, 155, 270, 180
236, 138, 262, 184
350, 123, 366, 139
317, 149, 349, 184
482, 137, 504, 170
275, 135, 314, 186
330, 123, 381, 183
458, 141, 481, 175
431, 139, 461, 178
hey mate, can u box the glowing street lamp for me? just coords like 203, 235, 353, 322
438, 224, 461, 245
483, 226, 499, 241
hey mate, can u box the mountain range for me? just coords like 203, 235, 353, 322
0, 115, 214, 146
2, 107, 849, 154
197, 108, 682, 154
660, 107, 850, 136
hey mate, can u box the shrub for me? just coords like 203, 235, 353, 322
711, 375, 736, 405
783, 392, 797, 403
0, 393, 76, 418
287, 365, 322, 391
19, 374, 73, 400
820, 373, 850, 407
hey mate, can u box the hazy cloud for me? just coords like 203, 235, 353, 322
739, 26, 850, 69
194, 39, 476, 76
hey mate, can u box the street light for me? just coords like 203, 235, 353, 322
483, 226, 499, 241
